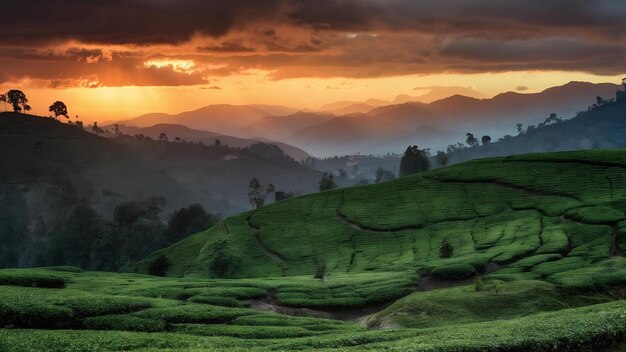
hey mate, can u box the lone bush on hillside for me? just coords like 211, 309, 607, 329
439, 240, 454, 258
313, 256, 326, 280
148, 255, 170, 277
208, 238, 241, 277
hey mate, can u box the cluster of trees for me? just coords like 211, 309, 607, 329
0, 90, 31, 113
0, 190, 220, 271
0, 89, 84, 127
375, 167, 395, 183
399, 145, 430, 176
515, 113, 563, 136
248, 178, 275, 208
319, 172, 337, 191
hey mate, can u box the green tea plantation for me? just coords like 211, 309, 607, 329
4, 150, 626, 351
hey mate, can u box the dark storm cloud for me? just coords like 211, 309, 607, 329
1, 0, 625, 82
1, 0, 284, 45
3, 0, 626, 46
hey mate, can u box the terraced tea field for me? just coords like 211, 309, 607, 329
4, 150, 626, 351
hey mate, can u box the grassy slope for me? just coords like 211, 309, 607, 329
138, 149, 626, 292
0, 267, 625, 351
5, 149, 626, 351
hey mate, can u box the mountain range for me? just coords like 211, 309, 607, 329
117, 81, 621, 157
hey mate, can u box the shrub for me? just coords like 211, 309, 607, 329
207, 239, 241, 278
83, 315, 166, 332
148, 255, 170, 277
439, 240, 454, 259
314, 256, 326, 280
431, 264, 476, 280
0, 270, 66, 288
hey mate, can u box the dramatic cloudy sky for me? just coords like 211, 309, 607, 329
1, 0, 625, 120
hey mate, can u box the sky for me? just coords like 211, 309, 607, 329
0, 0, 625, 122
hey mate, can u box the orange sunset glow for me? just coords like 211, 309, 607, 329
1, 1, 624, 122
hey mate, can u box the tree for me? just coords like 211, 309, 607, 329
248, 178, 274, 208
48, 101, 69, 119
436, 151, 448, 166
91, 122, 104, 135
319, 172, 336, 191
214, 139, 221, 147
465, 133, 479, 147
375, 167, 395, 183
6, 90, 30, 113
158, 132, 168, 141
0, 93, 7, 111
481, 135, 491, 145
148, 255, 170, 277
399, 145, 430, 176
275, 191, 294, 202
516, 123, 523, 135
166, 204, 220, 243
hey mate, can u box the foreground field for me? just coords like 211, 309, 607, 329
4, 150, 626, 351
1, 268, 626, 351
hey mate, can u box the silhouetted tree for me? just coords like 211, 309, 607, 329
134, 134, 145, 141
48, 101, 69, 119
516, 123, 523, 135
399, 145, 430, 176
248, 178, 274, 208
319, 172, 336, 191
436, 151, 448, 166
466, 133, 479, 147
175, 136, 181, 141
158, 132, 168, 141
275, 191, 294, 202
214, 139, 221, 147
481, 135, 491, 145
446, 143, 465, 154
375, 167, 395, 183
91, 122, 104, 135
6, 90, 30, 113
538, 113, 563, 128
0, 93, 7, 111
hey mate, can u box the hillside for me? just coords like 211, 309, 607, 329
446, 96, 626, 164
138, 149, 626, 282
3, 150, 626, 351
284, 81, 619, 156
0, 113, 320, 269
106, 123, 311, 161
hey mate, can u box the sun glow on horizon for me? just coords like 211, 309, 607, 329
1, 69, 624, 125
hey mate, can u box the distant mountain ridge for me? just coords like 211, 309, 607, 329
104, 123, 311, 161
118, 81, 621, 157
